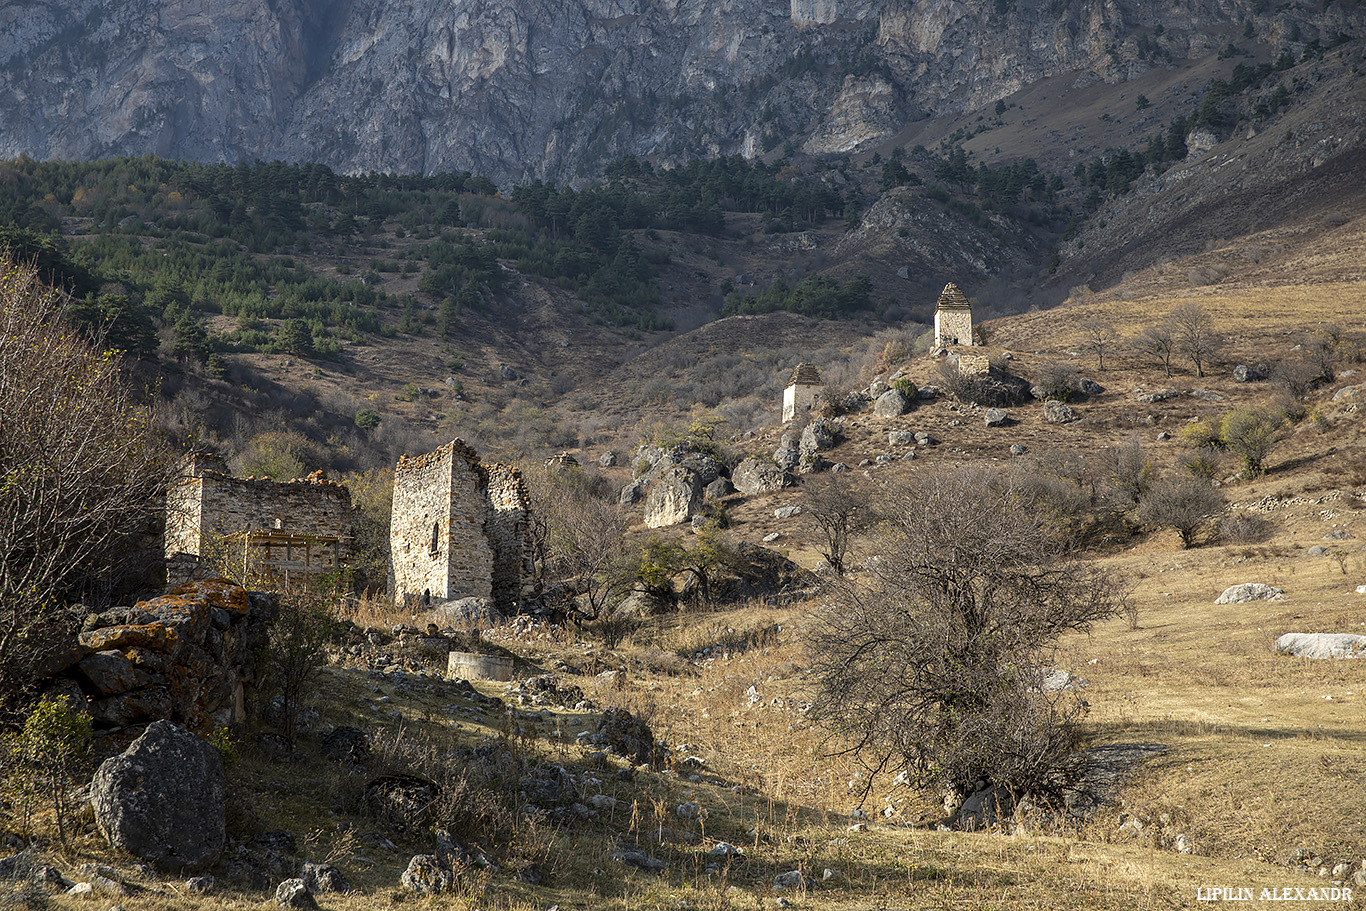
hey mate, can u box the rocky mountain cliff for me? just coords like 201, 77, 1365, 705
2, 0, 1357, 185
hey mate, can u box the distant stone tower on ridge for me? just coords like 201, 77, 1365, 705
782, 363, 825, 423
934, 282, 974, 347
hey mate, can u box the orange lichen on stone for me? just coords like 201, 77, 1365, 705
79, 624, 179, 653
168, 578, 250, 615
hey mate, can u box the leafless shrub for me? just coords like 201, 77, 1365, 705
1176, 449, 1223, 480
1219, 512, 1271, 544
1187, 264, 1229, 286
1033, 361, 1081, 400
808, 466, 1124, 798
1135, 475, 1226, 548
0, 250, 175, 714
1134, 323, 1177, 377
1078, 319, 1119, 371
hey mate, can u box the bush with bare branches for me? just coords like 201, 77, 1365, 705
807, 466, 1123, 800
0, 250, 174, 711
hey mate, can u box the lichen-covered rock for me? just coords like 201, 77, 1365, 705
732, 458, 790, 496
873, 389, 909, 417
274, 878, 317, 909
90, 720, 225, 873
400, 855, 452, 894
983, 408, 1009, 427
1214, 583, 1286, 603
1043, 399, 1078, 423
596, 708, 658, 765
799, 418, 839, 458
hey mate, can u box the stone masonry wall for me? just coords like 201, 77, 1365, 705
934, 308, 974, 347
486, 463, 532, 611
782, 384, 823, 423
165, 465, 352, 583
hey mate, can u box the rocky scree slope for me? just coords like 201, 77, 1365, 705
1, 0, 1358, 184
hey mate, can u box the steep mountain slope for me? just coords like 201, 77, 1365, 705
2, 0, 1358, 185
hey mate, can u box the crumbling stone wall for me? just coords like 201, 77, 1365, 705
485, 463, 533, 611
391, 440, 532, 612
44, 579, 276, 737
165, 455, 353, 585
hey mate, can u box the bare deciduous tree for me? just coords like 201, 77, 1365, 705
807, 466, 1124, 799
0, 250, 174, 712
800, 473, 873, 576
1171, 303, 1222, 378
523, 465, 633, 623
1135, 323, 1177, 377
1079, 319, 1118, 372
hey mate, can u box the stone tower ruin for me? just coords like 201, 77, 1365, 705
782, 363, 825, 423
934, 282, 974, 347
164, 453, 353, 587
390, 440, 532, 611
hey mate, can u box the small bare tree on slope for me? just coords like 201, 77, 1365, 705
807, 466, 1124, 802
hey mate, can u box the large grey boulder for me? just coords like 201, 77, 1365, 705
873, 389, 909, 417
983, 408, 1008, 427
619, 479, 646, 506
772, 435, 800, 470
90, 720, 225, 873
431, 597, 502, 628
799, 419, 839, 459
400, 855, 452, 894
1215, 583, 1286, 604
643, 466, 702, 528
1274, 633, 1366, 659
732, 458, 790, 496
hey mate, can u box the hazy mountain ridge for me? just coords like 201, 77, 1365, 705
2, 0, 1357, 184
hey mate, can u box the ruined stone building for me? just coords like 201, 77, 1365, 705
934, 282, 975, 347
165, 453, 353, 586
782, 362, 825, 423
390, 440, 532, 612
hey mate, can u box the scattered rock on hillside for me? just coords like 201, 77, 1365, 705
774, 505, 802, 519
888, 429, 914, 446
1135, 388, 1181, 403
983, 408, 1008, 427
1077, 378, 1105, 396
772, 870, 810, 890
1305, 545, 1328, 557
90, 720, 226, 873
431, 597, 502, 628
400, 855, 452, 894
611, 846, 666, 873
799, 418, 839, 459
596, 708, 658, 765
319, 726, 370, 766
874, 389, 909, 417
299, 863, 349, 894
773, 435, 800, 470
1274, 633, 1366, 659
1214, 583, 1286, 603
733, 458, 790, 495
598, 450, 617, 467
1010, 444, 1028, 456
1323, 530, 1355, 540
1233, 364, 1266, 382
274, 878, 317, 909
1044, 400, 1078, 423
